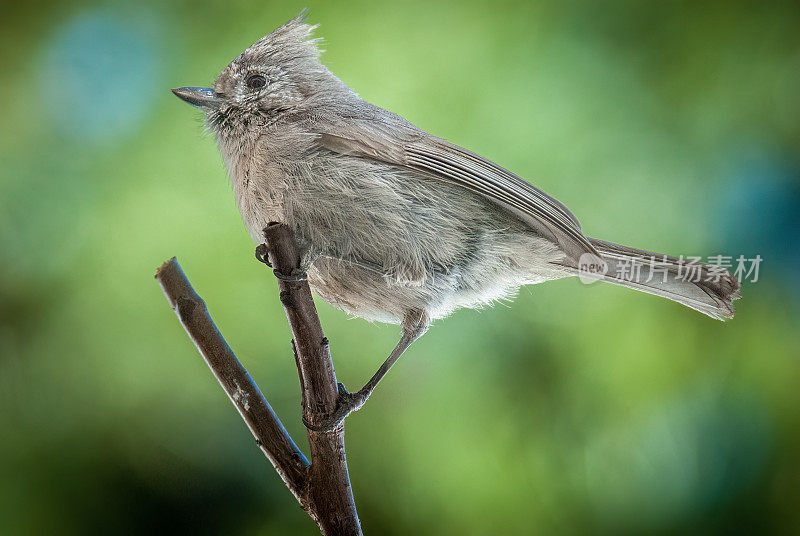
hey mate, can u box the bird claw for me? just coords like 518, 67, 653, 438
257, 244, 308, 282
272, 268, 308, 282
302, 383, 369, 432
255, 244, 271, 266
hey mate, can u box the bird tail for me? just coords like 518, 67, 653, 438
580, 238, 741, 320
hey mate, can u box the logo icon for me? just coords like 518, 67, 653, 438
577, 253, 608, 284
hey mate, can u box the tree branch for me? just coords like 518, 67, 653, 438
262, 222, 361, 535
155, 258, 309, 498
155, 222, 362, 536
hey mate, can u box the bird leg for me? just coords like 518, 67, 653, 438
303, 310, 429, 432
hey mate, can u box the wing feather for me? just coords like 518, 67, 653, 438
317, 120, 598, 265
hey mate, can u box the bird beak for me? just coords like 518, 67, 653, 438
171, 87, 222, 110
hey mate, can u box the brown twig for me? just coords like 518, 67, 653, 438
155, 224, 362, 536
154, 258, 309, 496
262, 222, 361, 535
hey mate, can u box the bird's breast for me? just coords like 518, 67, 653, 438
225, 146, 289, 243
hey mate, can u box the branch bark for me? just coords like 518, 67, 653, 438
262, 222, 361, 535
155, 223, 362, 535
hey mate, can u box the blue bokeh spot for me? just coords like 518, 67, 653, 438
40, 11, 160, 143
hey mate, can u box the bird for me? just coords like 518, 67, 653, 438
172, 11, 740, 431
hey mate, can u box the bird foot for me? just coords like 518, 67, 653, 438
255, 244, 271, 266
302, 383, 369, 432
255, 244, 307, 282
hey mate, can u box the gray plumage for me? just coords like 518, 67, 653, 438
173, 12, 739, 428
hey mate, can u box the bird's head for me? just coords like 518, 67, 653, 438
173, 11, 350, 138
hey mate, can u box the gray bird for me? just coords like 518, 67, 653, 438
173, 12, 740, 431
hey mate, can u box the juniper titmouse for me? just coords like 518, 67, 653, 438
173, 12, 740, 430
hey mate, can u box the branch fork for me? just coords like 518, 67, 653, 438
155, 222, 362, 536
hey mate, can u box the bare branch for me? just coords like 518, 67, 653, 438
155, 258, 309, 499
156, 226, 362, 536
262, 222, 362, 536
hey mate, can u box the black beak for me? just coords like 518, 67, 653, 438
171, 87, 222, 110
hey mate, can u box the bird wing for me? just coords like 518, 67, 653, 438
317, 118, 598, 266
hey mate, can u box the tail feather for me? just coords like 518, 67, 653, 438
586, 238, 741, 320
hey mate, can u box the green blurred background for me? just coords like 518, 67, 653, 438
1, 1, 799, 534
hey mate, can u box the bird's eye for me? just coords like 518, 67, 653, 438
246, 74, 267, 90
